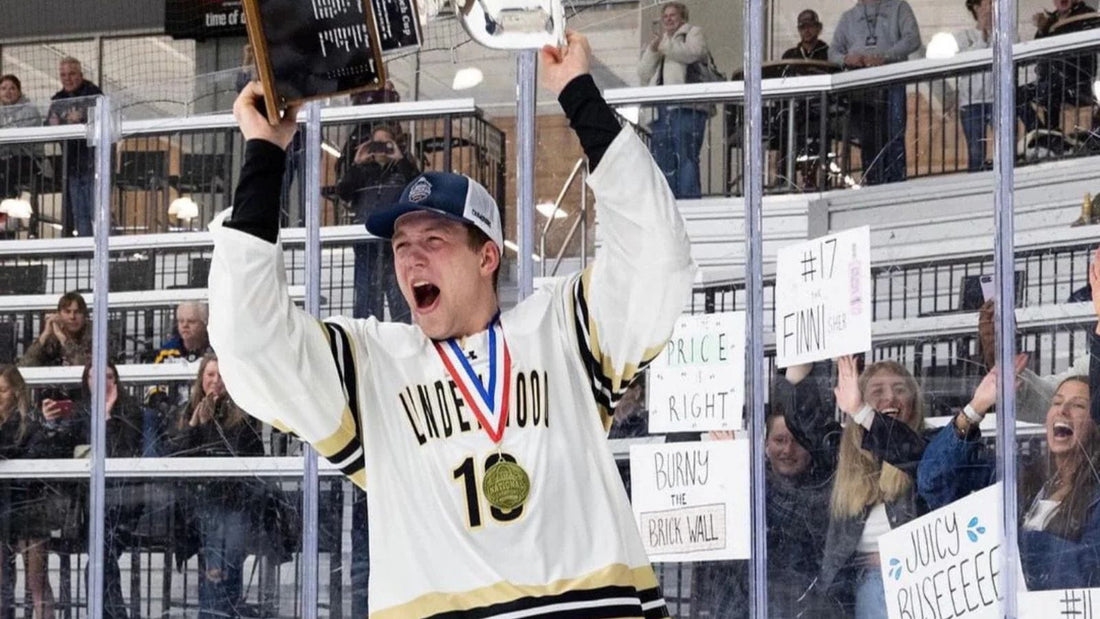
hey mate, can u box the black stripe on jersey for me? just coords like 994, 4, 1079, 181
636, 586, 663, 605
425, 585, 649, 619
328, 434, 361, 465
644, 603, 670, 619
572, 276, 617, 411
340, 453, 365, 477
572, 276, 657, 414
323, 322, 364, 441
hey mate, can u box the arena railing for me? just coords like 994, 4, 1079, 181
0, 98, 506, 238
603, 28, 1100, 197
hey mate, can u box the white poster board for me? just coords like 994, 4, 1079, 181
1020, 588, 1100, 618
647, 311, 745, 433
775, 226, 872, 368
628, 440, 750, 563
878, 484, 1004, 619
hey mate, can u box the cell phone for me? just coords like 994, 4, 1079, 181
367, 141, 393, 154
53, 400, 74, 419
979, 274, 995, 302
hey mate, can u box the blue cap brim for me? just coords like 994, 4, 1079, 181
365, 203, 472, 239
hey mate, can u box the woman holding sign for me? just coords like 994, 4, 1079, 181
918, 248, 1100, 590
788, 357, 929, 618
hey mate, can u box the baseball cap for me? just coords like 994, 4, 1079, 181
797, 10, 820, 25
365, 172, 504, 251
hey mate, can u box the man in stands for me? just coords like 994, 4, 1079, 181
154, 302, 211, 364
830, 0, 921, 184
47, 57, 102, 237
782, 10, 830, 61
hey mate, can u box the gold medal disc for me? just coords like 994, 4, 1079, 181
482, 460, 530, 511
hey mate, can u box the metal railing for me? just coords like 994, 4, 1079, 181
0, 99, 506, 238
604, 28, 1100, 197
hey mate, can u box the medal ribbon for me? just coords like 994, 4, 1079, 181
433, 320, 512, 444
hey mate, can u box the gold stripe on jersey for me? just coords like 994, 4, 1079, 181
572, 268, 668, 427
373, 563, 665, 619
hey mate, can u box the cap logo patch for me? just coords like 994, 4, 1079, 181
408, 177, 433, 203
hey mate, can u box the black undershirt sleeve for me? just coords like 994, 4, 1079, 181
223, 139, 287, 244
557, 74, 622, 172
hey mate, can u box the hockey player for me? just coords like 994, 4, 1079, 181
209, 32, 694, 618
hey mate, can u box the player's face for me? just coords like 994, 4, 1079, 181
392, 211, 497, 340
765, 416, 812, 478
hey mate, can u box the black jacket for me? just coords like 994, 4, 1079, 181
336, 156, 420, 224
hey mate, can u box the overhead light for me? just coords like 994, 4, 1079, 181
502, 239, 541, 262
322, 141, 342, 158
0, 198, 32, 220
452, 67, 484, 90
169, 196, 199, 221
1093, 79, 1100, 103
926, 32, 959, 59
535, 201, 566, 219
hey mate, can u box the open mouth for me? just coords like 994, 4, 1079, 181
412, 281, 441, 311
880, 408, 900, 417
1052, 421, 1074, 439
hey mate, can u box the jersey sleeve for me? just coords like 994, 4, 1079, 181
567, 127, 696, 424
207, 213, 366, 489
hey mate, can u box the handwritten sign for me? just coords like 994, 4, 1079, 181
878, 484, 1005, 619
647, 312, 744, 433
775, 226, 871, 367
628, 440, 749, 563
1020, 588, 1100, 618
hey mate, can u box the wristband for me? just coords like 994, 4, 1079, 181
963, 404, 985, 424
852, 404, 875, 428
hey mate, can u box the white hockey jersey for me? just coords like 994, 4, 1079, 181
208, 127, 696, 618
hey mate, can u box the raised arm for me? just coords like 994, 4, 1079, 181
542, 33, 696, 419
207, 83, 365, 489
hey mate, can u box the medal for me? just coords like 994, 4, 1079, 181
483, 458, 530, 511
435, 318, 531, 509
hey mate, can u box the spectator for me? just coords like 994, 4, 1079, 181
829, 0, 921, 185
954, 0, 997, 172
694, 408, 836, 618
154, 302, 211, 364
20, 291, 92, 368
1021, 0, 1098, 133
789, 356, 927, 617
336, 125, 416, 322
46, 57, 102, 237
0, 365, 55, 618
336, 83, 406, 173
782, 10, 830, 61
168, 353, 264, 618
920, 249, 1100, 590
0, 74, 44, 202
41, 362, 143, 618
777, 11, 832, 188
638, 2, 712, 199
